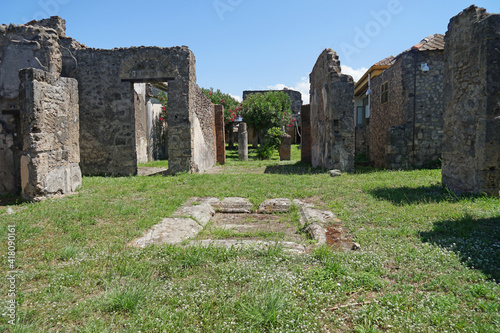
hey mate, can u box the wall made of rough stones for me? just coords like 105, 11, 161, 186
73, 48, 138, 176
370, 49, 444, 169
191, 85, 216, 173
72, 46, 195, 175
369, 57, 405, 168
0, 18, 63, 194
18, 68, 81, 200
442, 6, 500, 196
0, 117, 20, 194
309, 49, 354, 172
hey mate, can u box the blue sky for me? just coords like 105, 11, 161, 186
2, 0, 499, 103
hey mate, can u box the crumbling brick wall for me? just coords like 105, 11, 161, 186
18, 68, 81, 200
309, 49, 354, 172
442, 6, 500, 196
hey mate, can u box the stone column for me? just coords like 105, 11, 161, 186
280, 133, 291, 161
214, 104, 226, 165
238, 122, 248, 161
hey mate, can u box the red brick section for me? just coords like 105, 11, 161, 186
214, 104, 226, 165
301, 105, 312, 164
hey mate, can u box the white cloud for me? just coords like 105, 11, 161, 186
267, 77, 310, 104
340, 65, 368, 82
229, 93, 242, 102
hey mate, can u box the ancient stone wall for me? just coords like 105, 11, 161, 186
191, 85, 216, 173
406, 50, 444, 168
442, 6, 500, 196
0, 18, 63, 195
72, 48, 139, 176
71, 46, 196, 175
309, 49, 354, 172
369, 57, 405, 167
370, 49, 444, 169
355, 124, 369, 157
18, 68, 81, 200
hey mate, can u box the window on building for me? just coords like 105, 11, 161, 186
381, 81, 389, 104
357, 106, 365, 126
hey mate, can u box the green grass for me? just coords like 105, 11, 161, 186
1, 145, 499, 332
137, 160, 168, 168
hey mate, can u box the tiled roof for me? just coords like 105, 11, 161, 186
374, 55, 396, 67
410, 34, 445, 52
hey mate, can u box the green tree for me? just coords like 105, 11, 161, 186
240, 91, 293, 145
202, 87, 241, 124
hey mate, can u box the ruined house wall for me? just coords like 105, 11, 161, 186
0, 20, 62, 194
18, 68, 81, 200
370, 50, 444, 169
73, 48, 138, 176
191, 86, 216, 173
369, 58, 405, 168
403, 50, 444, 169
442, 6, 500, 196
309, 49, 354, 172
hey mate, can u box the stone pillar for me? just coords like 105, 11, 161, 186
18, 68, 81, 200
301, 105, 312, 164
310, 49, 355, 172
214, 104, 226, 165
238, 122, 248, 161
442, 6, 500, 196
280, 133, 291, 161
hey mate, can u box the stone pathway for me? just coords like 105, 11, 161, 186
129, 197, 360, 252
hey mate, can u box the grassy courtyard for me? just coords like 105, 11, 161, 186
1, 146, 499, 332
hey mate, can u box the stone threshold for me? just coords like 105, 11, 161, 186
129, 197, 360, 252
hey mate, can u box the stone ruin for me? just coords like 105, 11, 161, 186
442, 6, 500, 196
0, 17, 217, 200
308, 49, 355, 172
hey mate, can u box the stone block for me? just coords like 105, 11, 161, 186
130, 218, 203, 248
258, 198, 291, 213
219, 197, 253, 213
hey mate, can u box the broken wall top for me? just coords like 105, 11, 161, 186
0, 20, 63, 102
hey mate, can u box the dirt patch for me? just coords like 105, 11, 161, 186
197, 213, 307, 244
325, 225, 357, 251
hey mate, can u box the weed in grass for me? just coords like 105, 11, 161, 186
101, 284, 143, 313
236, 282, 288, 330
